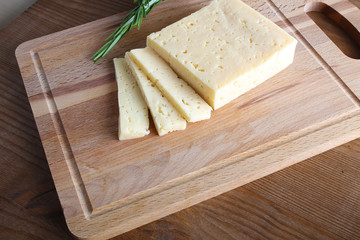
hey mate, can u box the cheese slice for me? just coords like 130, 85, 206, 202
125, 53, 186, 136
113, 58, 150, 140
129, 47, 212, 122
147, 0, 297, 109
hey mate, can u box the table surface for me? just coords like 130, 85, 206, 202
0, 0, 37, 29
1, 0, 360, 239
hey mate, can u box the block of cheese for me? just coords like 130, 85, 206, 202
129, 47, 212, 122
147, 0, 297, 109
113, 58, 150, 140
125, 53, 186, 136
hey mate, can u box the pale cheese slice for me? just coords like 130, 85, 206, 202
147, 0, 297, 109
125, 53, 186, 136
129, 47, 212, 122
113, 58, 150, 140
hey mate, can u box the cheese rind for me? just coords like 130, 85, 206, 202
113, 58, 150, 140
147, 0, 297, 109
129, 47, 212, 122
125, 53, 186, 136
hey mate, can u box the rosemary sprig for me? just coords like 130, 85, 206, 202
91, 0, 162, 62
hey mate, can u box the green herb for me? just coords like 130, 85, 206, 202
91, 0, 162, 62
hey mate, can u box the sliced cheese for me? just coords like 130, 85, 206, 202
147, 0, 297, 109
113, 58, 150, 140
125, 53, 186, 136
129, 47, 212, 122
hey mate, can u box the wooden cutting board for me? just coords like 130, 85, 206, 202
15, 0, 360, 239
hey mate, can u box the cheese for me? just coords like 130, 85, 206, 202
147, 0, 297, 109
113, 58, 150, 140
129, 47, 212, 122
125, 53, 186, 136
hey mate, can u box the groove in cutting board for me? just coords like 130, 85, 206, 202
267, 0, 360, 107
31, 51, 93, 219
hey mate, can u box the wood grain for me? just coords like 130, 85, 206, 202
2, 0, 360, 239
0, 0, 37, 29
15, 0, 360, 239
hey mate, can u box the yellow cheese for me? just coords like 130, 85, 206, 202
129, 47, 212, 122
113, 58, 150, 140
125, 53, 186, 136
147, 0, 297, 109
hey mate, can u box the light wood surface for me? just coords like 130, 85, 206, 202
15, 0, 360, 239
2, 0, 360, 239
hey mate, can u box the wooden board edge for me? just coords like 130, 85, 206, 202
13, 0, 360, 238
270, 0, 360, 107
14, 15, 122, 57
14, 0, 209, 58
64, 111, 360, 240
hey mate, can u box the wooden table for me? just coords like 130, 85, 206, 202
1, 0, 360, 239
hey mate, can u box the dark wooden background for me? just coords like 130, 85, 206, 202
1, 0, 360, 239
